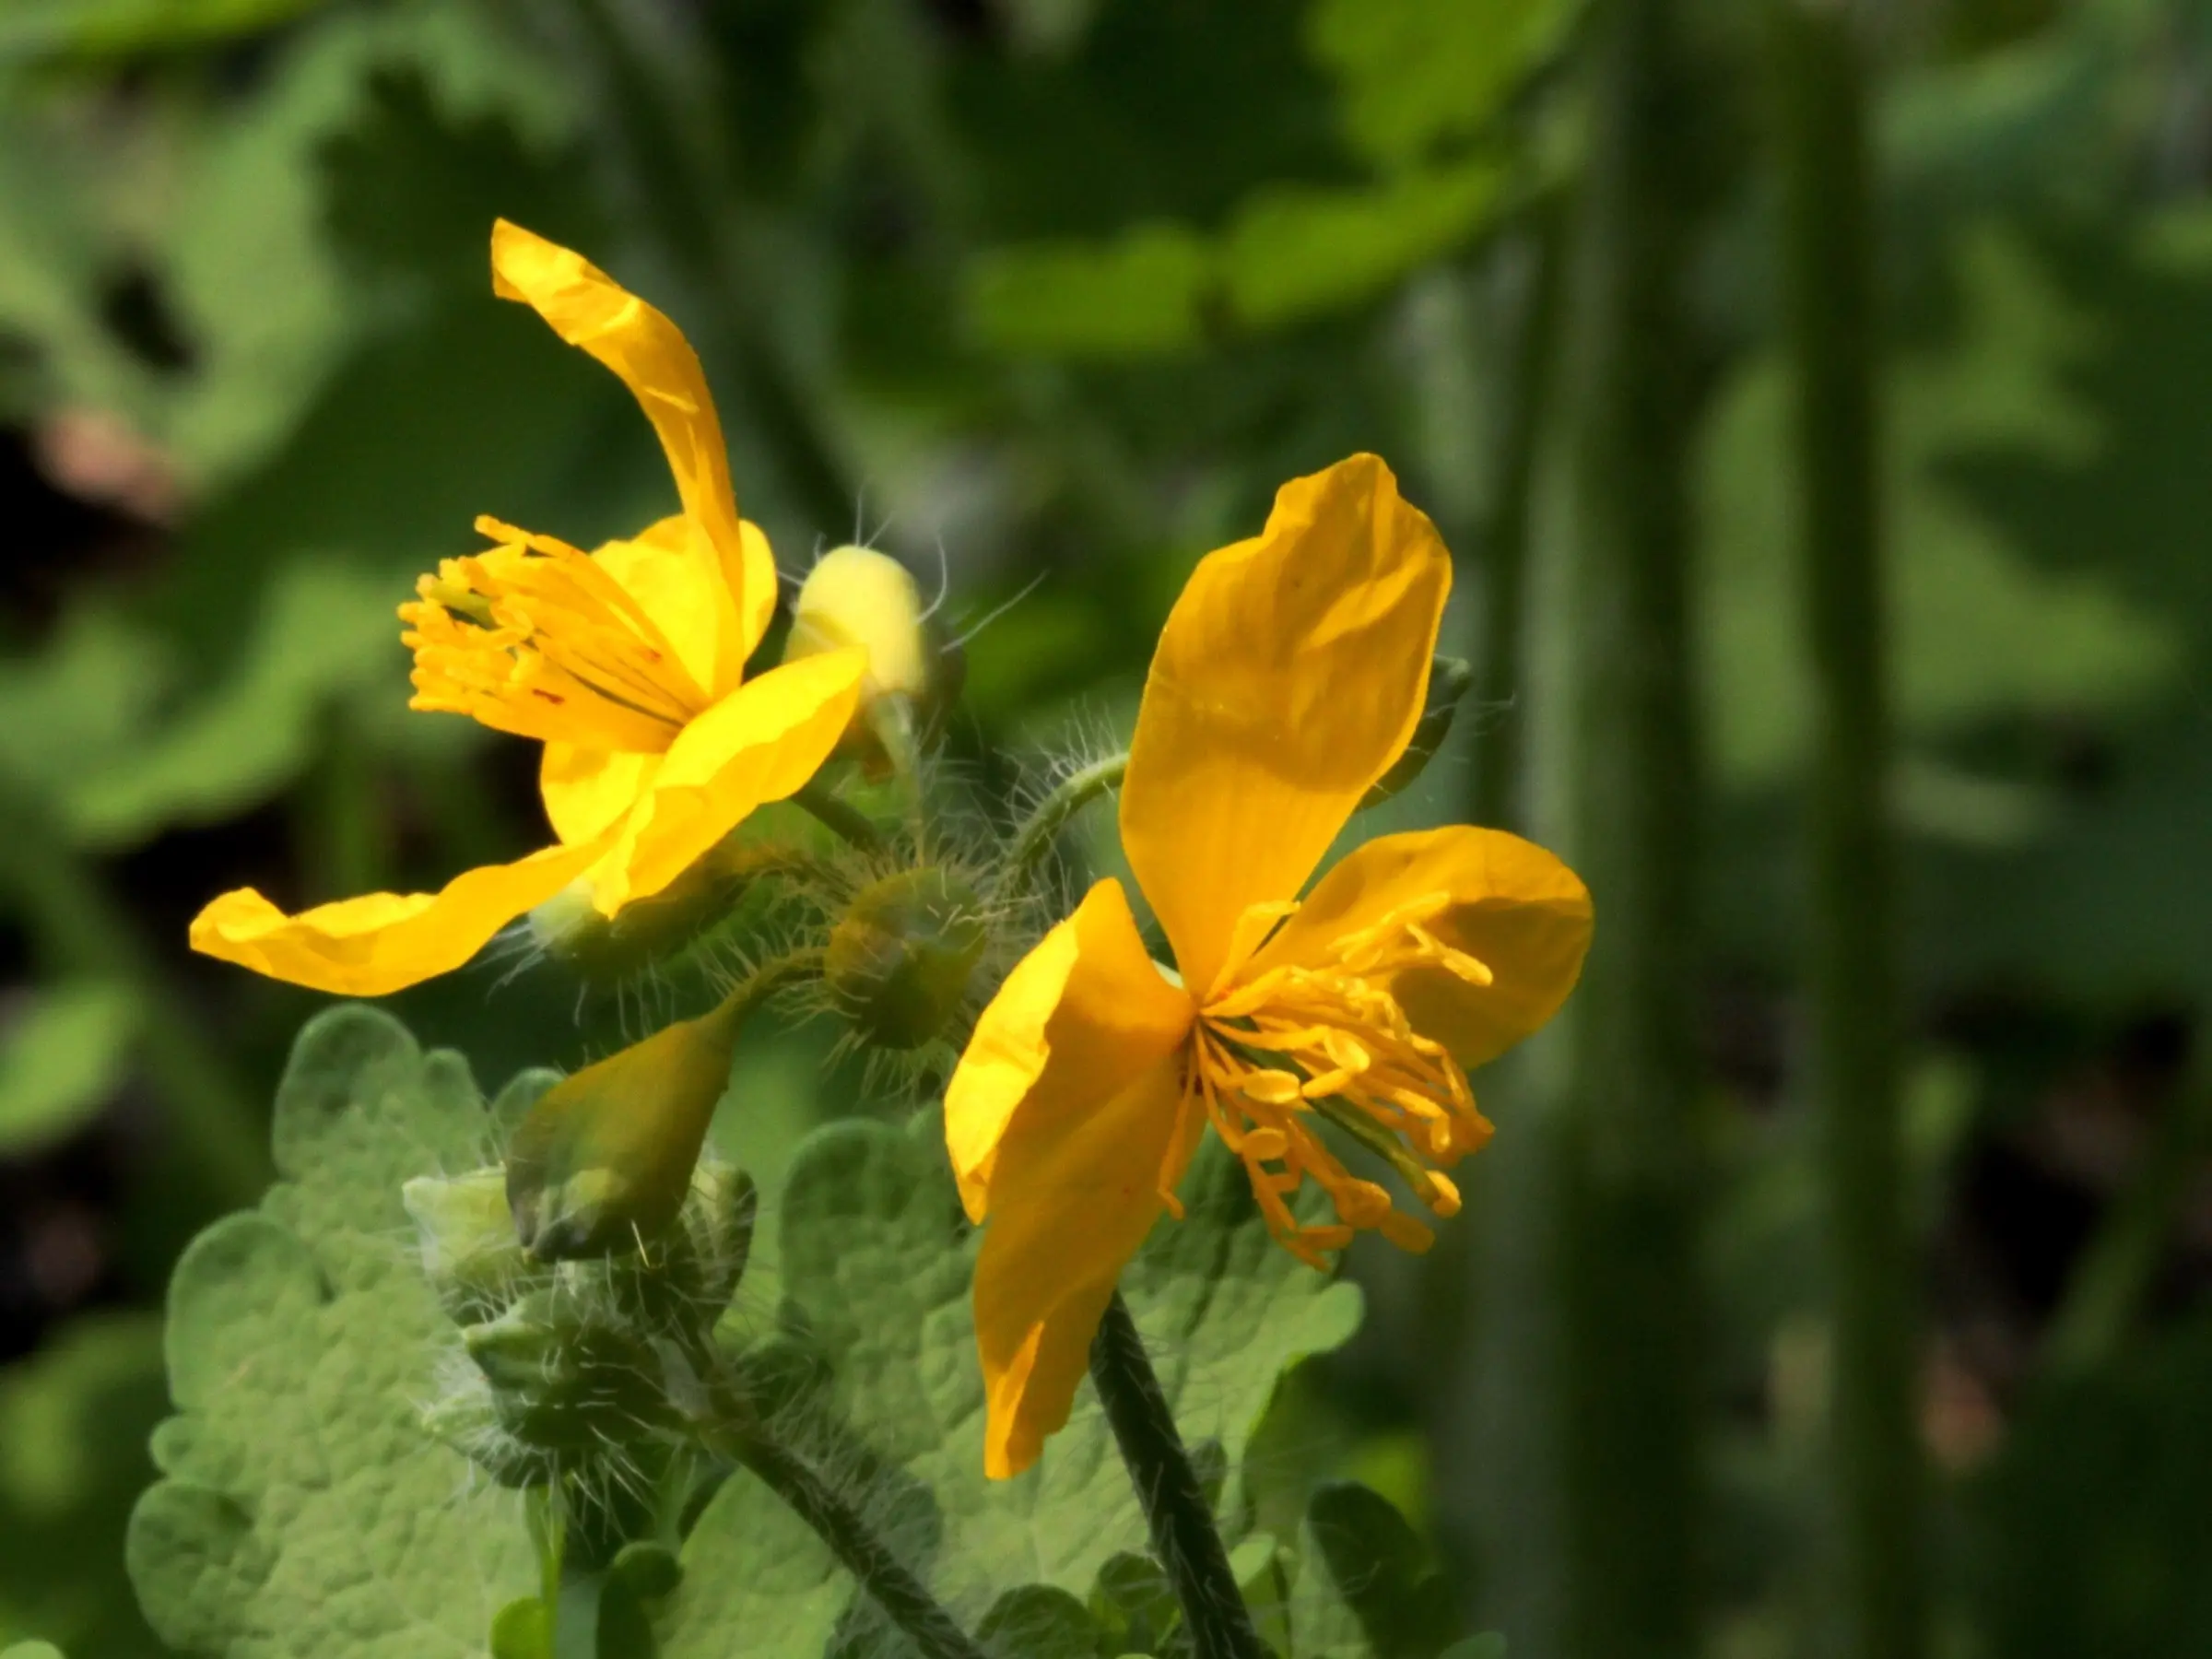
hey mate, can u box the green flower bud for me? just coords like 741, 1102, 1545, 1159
825, 867, 989, 1049
506, 997, 747, 1262
1360, 654, 1473, 811
404, 1168, 539, 1319
611, 1540, 684, 1599
462, 1289, 671, 1453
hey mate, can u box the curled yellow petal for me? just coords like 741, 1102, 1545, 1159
1248, 825, 1594, 1067
489, 219, 775, 684
971, 1050, 1196, 1480
583, 649, 868, 915
189, 836, 610, 997
945, 877, 1195, 1222
1120, 453, 1451, 1000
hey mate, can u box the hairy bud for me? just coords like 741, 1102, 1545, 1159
825, 867, 989, 1049
463, 1289, 673, 1453
526, 834, 782, 982
405, 1168, 534, 1319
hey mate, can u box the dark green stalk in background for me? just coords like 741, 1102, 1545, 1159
1472, 193, 1568, 837
1547, 0, 1710, 1653
1770, 7, 1927, 1658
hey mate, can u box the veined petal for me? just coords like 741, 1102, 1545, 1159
971, 1050, 1197, 1479
1121, 454, 1451, 999
945, 878, 1196, 1222
540, 745, 661, 845
583, 649, 866, 914
189, 836, 610, 997
489, 221, 773, 683
1249, 825, 1593, 1067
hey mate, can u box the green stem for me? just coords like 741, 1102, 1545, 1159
1005, 753, 1127, 889
0, 787, 268, 1207
685, 1371, 987, 1659
1770, 6, 1925, 1657
1547, 0, 1711, 1652
1089, 1291, 1268, 1659
793, 780, 889, 856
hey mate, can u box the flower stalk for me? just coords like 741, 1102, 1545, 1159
1088, 1291, 1268, 1659
1005, 752, 1127, 889
1770, 5, 1925, 1655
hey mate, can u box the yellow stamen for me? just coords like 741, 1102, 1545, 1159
397, 520, 712, 752
1189, 892, 1496, 1262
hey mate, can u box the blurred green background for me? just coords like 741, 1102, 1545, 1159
3, 0, 2210, 1655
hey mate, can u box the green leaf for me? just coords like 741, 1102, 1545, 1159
0, 0, 333, 63
967, 162, 1503, 358
738, 1114, 1362, 1603
3, 1642, 71, 1659
1305, 0, 1580, 170
125, 1006, 539, 1658
69, 559, 406, 848
1437, 1640, 1506, 1659
0, 1314, 169, 1656
1300, 1483, 1460, 1659
975, 1584, 1100, 1659
0, 981, 138, 1156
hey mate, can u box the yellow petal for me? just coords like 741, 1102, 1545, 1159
583, 649, 867, 914
971, 1049, 1197, 1479
1120, 453, 1452, 999
1250, 825, 1593, 1066
489, 220, 777, 683
540, 745, 662, 845
189, 836, 610, 997
946, 877, 1196, 1222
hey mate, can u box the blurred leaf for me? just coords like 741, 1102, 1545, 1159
2, 1642, 69, 1659
1305, 0, 1578, 170
1971, 1309, 2212, 1658
969, 160, 1502, 358
125, 1007, 538, 1658
0, 606, 172, 811
0, 1313, 168, 1657
0, 0, 331, 62
1699, 225, 2179, 792
0, 981, 137, 1156
1300, 1482, 1461, 1659
71, 559, 405, 847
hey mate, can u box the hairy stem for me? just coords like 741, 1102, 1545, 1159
688, 1379, 986, 1659
1005, 753, 1128, 889
1770, 6, 1926, 1657
1089, 1291, 1268, 1659
793, 780, 889, 856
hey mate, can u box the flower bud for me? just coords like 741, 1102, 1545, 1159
783, 546, 959, 768
825, 867, 989, 1049
505, 997, 747, 1262
462, 1289, 672, 1453
404, 1168, 539, 1319
1360, 654, 1472, 811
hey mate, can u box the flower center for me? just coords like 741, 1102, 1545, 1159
1177, 891, 1496, 1265
399, 516, 711, 753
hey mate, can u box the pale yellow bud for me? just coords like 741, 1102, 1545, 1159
785, 546, 931, 701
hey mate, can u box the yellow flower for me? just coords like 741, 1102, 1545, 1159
944, 453, 1593, 1479
189, 222, 866, 995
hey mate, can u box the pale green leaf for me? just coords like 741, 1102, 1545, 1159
126, 1006, 538, 1659
0, 981, 138, 1156
1306, 0, 1579, 170
968, 225, 1216, 359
